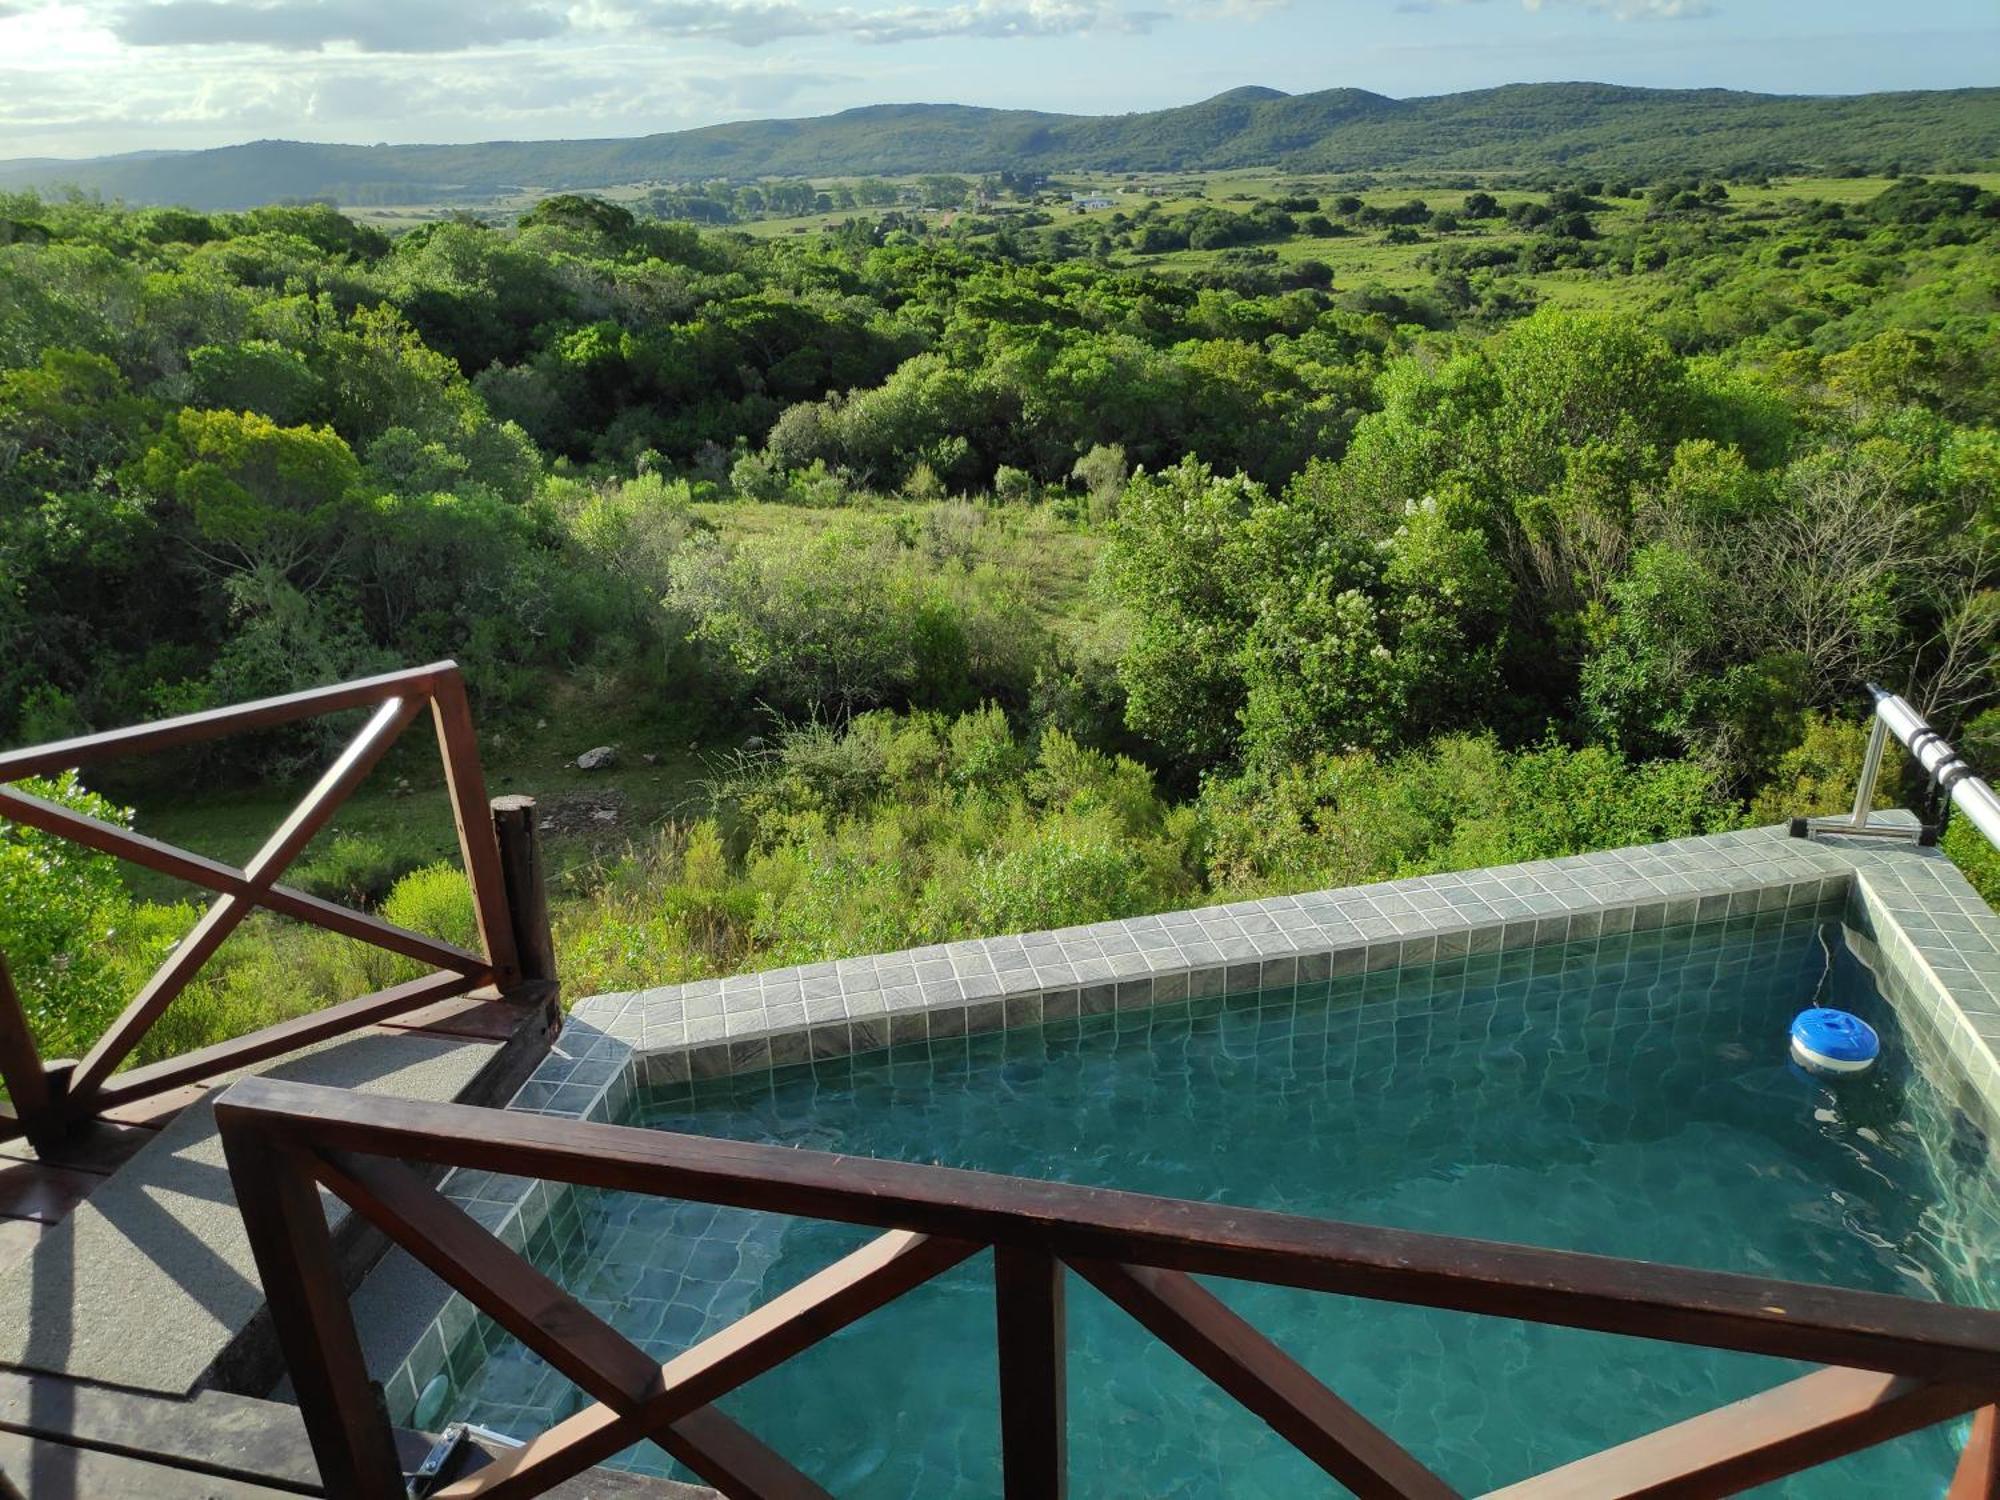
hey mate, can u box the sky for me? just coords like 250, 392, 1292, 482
0, 0, 1995, 162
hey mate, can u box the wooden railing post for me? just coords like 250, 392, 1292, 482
1954, 1406, 2000, 1499
995, 1245, 1067, 1500
430, 671, 520, 988
217, 1116, 404, 1498
490, 795, 555, 989
0, 956, 64, 1152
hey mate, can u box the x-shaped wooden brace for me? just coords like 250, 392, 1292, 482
0, 774, 483, 977
310, 1148, 979, 1499
1071, 1259, 1992, 1500
1070, 1259, 1460, 1499
0, 694, 490, 1127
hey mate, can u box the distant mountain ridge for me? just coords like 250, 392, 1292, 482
4, 82, 1995, 211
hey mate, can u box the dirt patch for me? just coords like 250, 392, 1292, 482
533, 787, 630, 836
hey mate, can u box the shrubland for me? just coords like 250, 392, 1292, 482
1, 171, 1996, 1063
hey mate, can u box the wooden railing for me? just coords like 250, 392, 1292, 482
216, 1078, 2000, 1500
0, 663, 554, 1151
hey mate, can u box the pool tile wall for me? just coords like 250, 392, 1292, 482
579, 823, 1855, 1084
1839, 832, 2000, 1136
369, 817, 2000, 1428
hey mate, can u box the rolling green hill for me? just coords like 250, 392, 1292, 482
3, 81, 1996, 210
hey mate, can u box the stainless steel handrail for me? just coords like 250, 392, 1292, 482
1818, 685, 2000, 847
1860, 684, 2000, 849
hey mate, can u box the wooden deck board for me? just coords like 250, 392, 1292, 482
0, 1372, 322, 1494
0, 1427, 306, 1498
0, 1000, 578, 1491
380, 996, 537, 1043
0, 1031, 502, 1395
98, 1082, 217, 1130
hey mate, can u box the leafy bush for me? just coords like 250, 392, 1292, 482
959, 828, 1156, 934
1200, 733, 1736, 895
381, 864, 480, 951
1071, 443, 1129, 516
552, 709, 1199, 994
1745, 713, 1886, 825
1104, 460, 1513, 770
1943, 818, 2000, 908
134, 913, 393, 1068
292, 834, 413, 908
0, 775, 163, 1059
666, 519, 1046, 718
993, 465, 1037, 505
551, 472, 705, 622
546, 708, 1753, 997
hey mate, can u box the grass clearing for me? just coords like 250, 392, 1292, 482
112, 496, 1106, 909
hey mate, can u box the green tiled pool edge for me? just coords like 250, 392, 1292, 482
366, 816, 2000, 1428
1842, 840, 2000, 1137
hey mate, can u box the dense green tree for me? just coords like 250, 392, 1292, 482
177, 340, 322, 425
136, 407, 362, 584
1102, 459, 1259, 765
518, 194, 637, 239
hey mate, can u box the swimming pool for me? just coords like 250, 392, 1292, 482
436, 911, 2000, 1496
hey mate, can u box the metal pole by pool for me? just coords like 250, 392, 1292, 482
1849, 714, 1890, 831
1867, 684, 2000, 850
1794, 685, 2000, 849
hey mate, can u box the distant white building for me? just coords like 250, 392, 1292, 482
1071, 193, 1117, 212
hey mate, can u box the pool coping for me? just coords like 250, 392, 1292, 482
368, 817, 2000, 1427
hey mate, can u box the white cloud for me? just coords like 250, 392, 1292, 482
1403, 0, 1711, 16
0, 45, 832, 150
111, 0, 572, 51
609, 0, 1193, 48
1525, 0, 1712, 18
88, 0, 1278, 54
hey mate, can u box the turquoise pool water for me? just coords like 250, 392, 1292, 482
445, 913, 2000, 1496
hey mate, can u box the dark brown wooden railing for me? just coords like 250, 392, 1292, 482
0, 663, 553, 1151
216, 1077, 2000, 1500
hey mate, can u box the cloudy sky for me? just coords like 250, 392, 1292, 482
2, 0, 1995, 161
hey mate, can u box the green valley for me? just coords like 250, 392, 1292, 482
3, 134, 1997, 1072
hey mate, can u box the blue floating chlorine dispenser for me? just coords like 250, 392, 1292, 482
1789, 1008, 1881, 1077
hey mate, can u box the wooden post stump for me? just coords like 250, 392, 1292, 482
490, 795, 556, 991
